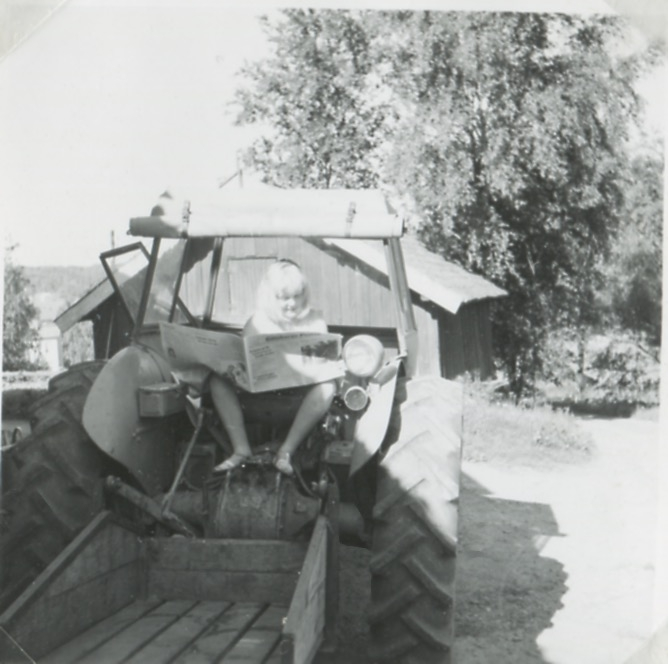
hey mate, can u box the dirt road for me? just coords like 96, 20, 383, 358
457, 416, 661, 664
323, 415, 662, 664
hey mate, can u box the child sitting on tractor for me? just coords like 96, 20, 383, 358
210, 259, 336, 476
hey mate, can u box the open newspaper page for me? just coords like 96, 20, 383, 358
244, 332, 344, 392
159, 322, 250, 391
160, 323, 344, 393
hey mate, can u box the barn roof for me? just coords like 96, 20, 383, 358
55, 278, 114, 333
324, 235, 506, 314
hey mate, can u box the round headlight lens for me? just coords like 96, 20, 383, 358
344, 385, 369, 411
342, 335, 384, 378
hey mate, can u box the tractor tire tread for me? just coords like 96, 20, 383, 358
369, 376, 462, 664
0, 362, 109, 611
29, 361, 105, 431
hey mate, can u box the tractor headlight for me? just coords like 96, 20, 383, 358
343, 385, 369, 411
342, 335, 384, 378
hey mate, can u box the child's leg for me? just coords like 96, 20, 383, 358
210, 374, 252, 470
275, 380, 336, 475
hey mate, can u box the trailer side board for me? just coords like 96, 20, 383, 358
147, 537, 307, 605
282, 516, 329, 664
0, 511, 143, 661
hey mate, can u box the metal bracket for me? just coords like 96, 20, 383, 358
105, 476, 197, 537
161, 409, 205, 514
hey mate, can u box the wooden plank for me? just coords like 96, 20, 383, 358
473, 305, 484, 375
76, 600, 198, 664
222, 629, 281, 662
284, 517, 328, 664
460, 305, 472, 374
148, 569, 298, 605
253, 605, 287, 629
172, 603, 265, 664
222, 605, 285, 662
147, 538, 307, 573
323, 484, 339, 651
228, 256, 276, 317
416, 307, 439, 377
0, 512, 113, 626
45, 599, 163, 664
304, 240, 343, 327
7, 560, 143, 660
50, 520, 142, 595
263, 646, 285, 664
478, 301, 495, 379
441, 311, 464, 378
124, 601, 231, 664
0, 626, 33, 664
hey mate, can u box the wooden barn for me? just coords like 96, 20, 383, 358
56, 235, 505, 380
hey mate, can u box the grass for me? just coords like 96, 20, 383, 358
462, 382, 594, 468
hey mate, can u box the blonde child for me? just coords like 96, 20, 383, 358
210, 260, 336, 475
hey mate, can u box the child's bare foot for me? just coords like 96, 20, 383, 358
274, 452, 294, 476
214, 453, 249, 473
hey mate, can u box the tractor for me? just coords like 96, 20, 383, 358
0, 181, 462, 663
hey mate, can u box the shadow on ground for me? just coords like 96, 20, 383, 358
317, 471, 567, 664
454, 472, 567, 664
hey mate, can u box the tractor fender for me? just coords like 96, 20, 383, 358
349, 359, 401, 477
82, 344, 178, 495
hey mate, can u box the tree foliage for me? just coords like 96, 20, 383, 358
3, 246, 42, 371
380, 12, 652, 393
235, 10, 387, 188
605, 150, 663, 344
24, 264, 103, 367
234, 9, 661, 396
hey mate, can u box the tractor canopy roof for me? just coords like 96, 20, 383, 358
129, 180, 403, 240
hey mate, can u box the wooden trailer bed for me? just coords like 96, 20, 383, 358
44, 599, 287, 663
0, 512, 330, 664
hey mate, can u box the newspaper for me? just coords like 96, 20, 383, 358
159, 322, 344, 393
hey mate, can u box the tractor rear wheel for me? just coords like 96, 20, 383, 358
369, 376, 463, 664
29, 360, 105, 430
0, 362, 112, 610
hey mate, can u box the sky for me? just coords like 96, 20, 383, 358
0, 0, 665, 266
1, 1, 270, 266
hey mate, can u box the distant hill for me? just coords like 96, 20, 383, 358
23, 265, 106, 320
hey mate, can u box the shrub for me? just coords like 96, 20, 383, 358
3, 248, 43, 371
539, 328, 660, 412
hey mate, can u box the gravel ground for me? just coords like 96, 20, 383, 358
318, 416, 662, 664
